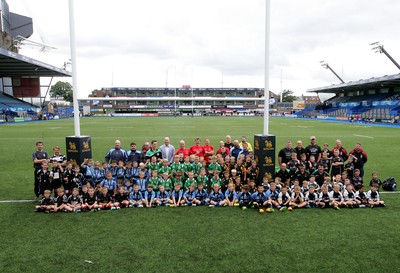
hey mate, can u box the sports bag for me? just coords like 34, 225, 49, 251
382, 177, 397, 191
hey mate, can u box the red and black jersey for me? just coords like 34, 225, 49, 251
114, 192, 129, 203
83, 194, 97, 205
97, 193, 113, 203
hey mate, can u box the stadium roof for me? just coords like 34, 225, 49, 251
307, 73, 400, 94
0, 48, 71, 77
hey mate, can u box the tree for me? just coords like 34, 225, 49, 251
50, 81, 73, 102
281, 89, 297, 102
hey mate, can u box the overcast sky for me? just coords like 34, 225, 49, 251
8, 0, 400, 99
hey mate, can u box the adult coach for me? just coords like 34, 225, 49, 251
306, 136, 322, 162
239, 136, 253, 151
332, 139, 348, 161
203, 138, 215, 163
105, 140, 127, 163
50, 146, 67, 167
278, 140, 295, 165
230, 140, 243, 160
190, 138, 205, 158
224, 135, 234, 150
146, 140, 163, 161
159, 137, 175, 163
175, 140, 190, 158
32, 141, 49, 200
349, 143, 368, 178
294, 140, 306, 160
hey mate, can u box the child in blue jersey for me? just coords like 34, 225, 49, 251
91, 161, 104, 186
101, 171, 117, 196
81, 158, 95, 187
129, 184, 143, 208
156, 185, 171, 206
124, 161, 135, 184
265, 182, 281, 211
193, 182, 208, 206
225, 182, 238, 207
208, 183, 226, 208
367, 184, 385, 208
114, 186, 130, 209
171, 183, 184, 207
116, 160, 126, 185
136, 171, 148, 196
124, 180, 133, 194
107, 160, 119, 181
143, 184, 156, 208
183, 183, 197, 206
237, 184, 252, 210
252, 185, 267, 211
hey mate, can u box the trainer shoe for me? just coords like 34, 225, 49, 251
287, 207, 293, 211
75, 209, 81, 213
191, 204, 196, 207
209, 204, 215, 208
259, 209, 265, 214
335, 206, 340, 210
279, 207, 287, 212
359, 204, 366, 208
233, 203, 239, 207
305, 205, 311, 209
266, 208, 272, 213
242, 206, 247, 211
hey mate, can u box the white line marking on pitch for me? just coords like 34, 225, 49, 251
0, 200, 35, 203
50, 127, 62, 130
353, 134, 374, 139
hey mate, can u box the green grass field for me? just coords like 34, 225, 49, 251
0, 117, 399, 273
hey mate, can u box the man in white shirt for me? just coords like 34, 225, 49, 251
159, 136, 175, 163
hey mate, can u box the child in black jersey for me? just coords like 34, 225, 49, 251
66, 188, 82, 212
305, 185, 318, 208
35, 190, 54, 213
54, 188, 69, 213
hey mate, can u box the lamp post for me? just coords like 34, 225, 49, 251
320, 61, 345, 83
370, 42, 400, 70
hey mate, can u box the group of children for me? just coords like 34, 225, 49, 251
35, 170, 386, 214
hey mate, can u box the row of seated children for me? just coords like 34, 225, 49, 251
35, 180, 385, 213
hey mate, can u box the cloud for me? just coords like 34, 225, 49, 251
9, 0, 400, 97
